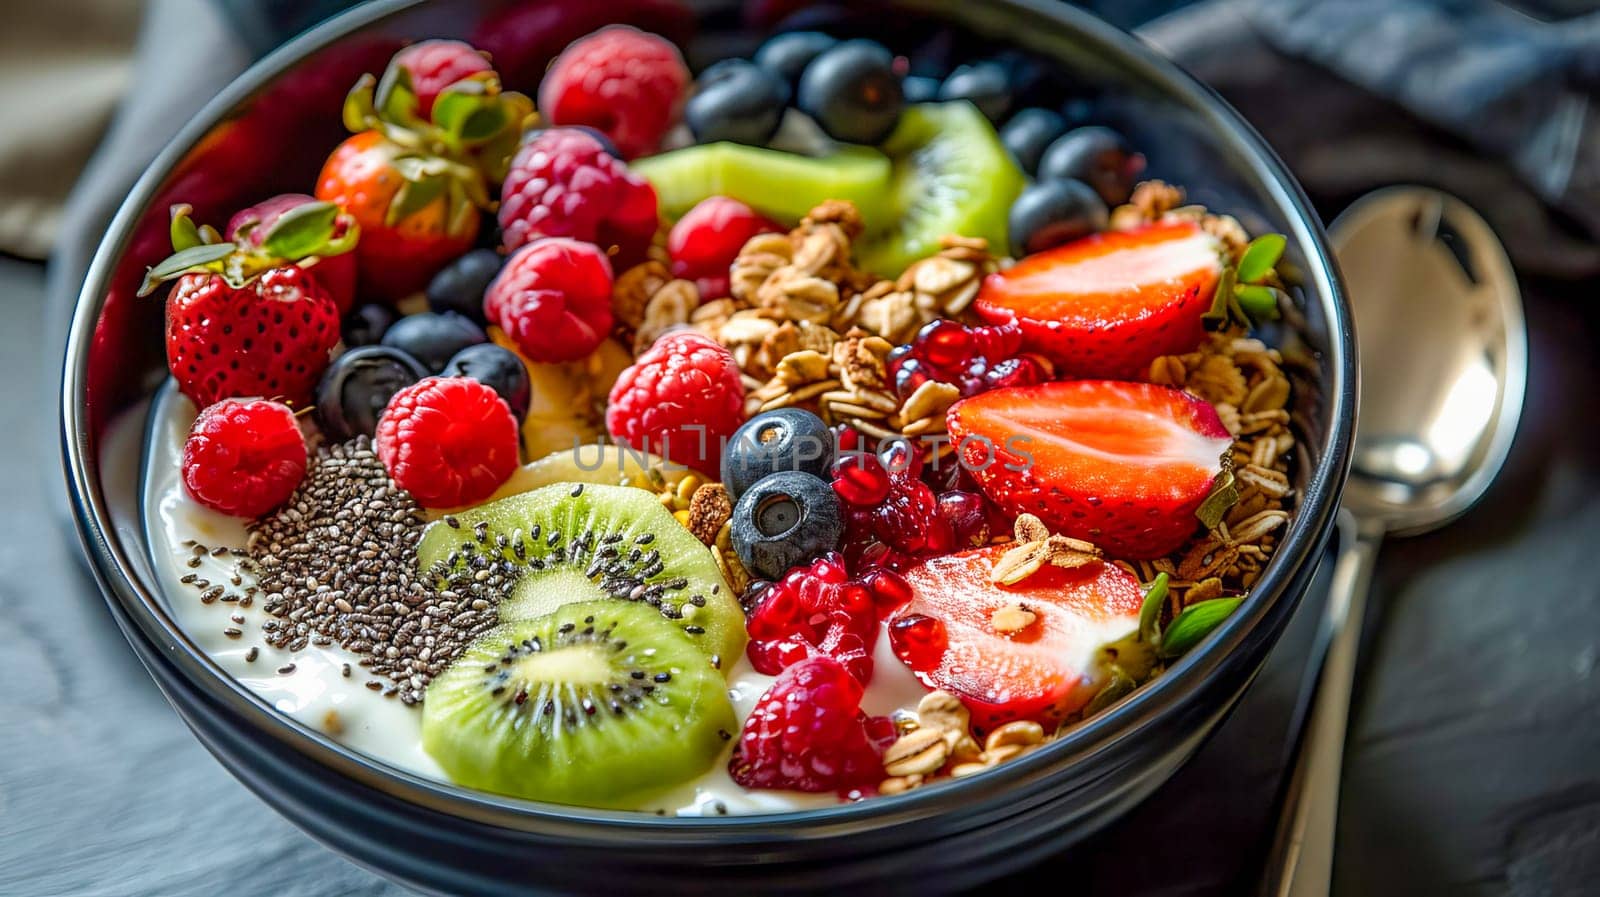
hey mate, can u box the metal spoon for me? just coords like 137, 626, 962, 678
1266, 186, 1526, 896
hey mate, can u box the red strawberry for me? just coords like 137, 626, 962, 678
888, 545, 1144, 731
318, 46, 532, 300
975, 220, 1224, 378
141, 204, 349, 408
945, 381, 1232, 559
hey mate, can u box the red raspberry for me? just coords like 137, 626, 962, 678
605, 331, 743, 477
393, 39, 492, 119
498, 128, 659, 265
745, 553, 878, 685
485, 237, 614, 363
375, 377, 519, 508
729, 656, 894, 793
538, 25, 689, 159
667, 197, 782, 301
182, 399, 307, 518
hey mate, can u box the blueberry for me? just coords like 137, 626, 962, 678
426, 249, 502, 324
937, 62, 1012, 123
1007, 178, 1109, 257
1000, 107, 1068, 176
1038, 125, 1144, 205
441, 343, 531, 422
796, 39, 903, 145
901, 75, 941, 104
730, 471, 842, 581
686, 59, 790, 146
342, 303, 395, 347
314, 346, 429, 441
721, 408, 834, 499
380, 311, 487, 372
754, 31, 837, 94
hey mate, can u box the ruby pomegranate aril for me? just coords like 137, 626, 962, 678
832, 453, 892, 506
889, 613, 948, 671
862, 568, 913, 617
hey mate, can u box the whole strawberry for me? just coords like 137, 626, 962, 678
140, 203, 352, 408
317, 42, 531, 301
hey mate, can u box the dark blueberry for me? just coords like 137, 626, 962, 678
522, 125, 622, 160
314, 346, 428, 441
341, 303, 395, 347
796, 39, 903, 145
730, 471, 842, 581
441, 343, 531, 422
937, 62, 1012, 124
686, 59, 790, 146
1008, 179, 1108, 257
721, 408, 834, 499
901, 75, 941, 104
907, 30, 955, 79
1038, 125, 1145, 206
425, 249, 502, 324
379, 311, 487, 373
753, 31, 837, 94
1000, 107, 1068, 176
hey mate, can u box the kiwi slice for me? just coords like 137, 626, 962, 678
422, 601, 737, 808
631, 141, 894, 225
857, 101, 1026, 276
417, 483, 745, 671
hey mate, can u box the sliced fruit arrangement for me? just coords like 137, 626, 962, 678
423, 600, 737, 808
975, 220, 1225, 378
946, 380, 1234, 559
147, 23, 1302, 814
416, 483, 746, 670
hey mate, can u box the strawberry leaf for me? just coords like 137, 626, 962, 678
1138, 572, 1169, 644
1195, 468, 1239, 531
432, 88, 509, 147
1083, 666, 1137, 717
138, 243, 235, 296
342, 74, 378, 133
1201, 265, 1238, 331
259, 201, 341, 261
386, 174, 446, 229
375, 64, 423, 129
1236, 233, 1286, 284
1158, 597, 1243, 659
1235, 284, 1282, 321
169, 204, 203, 252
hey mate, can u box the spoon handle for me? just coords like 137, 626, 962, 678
1267, 514, 1384, 897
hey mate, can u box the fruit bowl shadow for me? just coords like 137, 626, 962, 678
60, 0, 1354, 894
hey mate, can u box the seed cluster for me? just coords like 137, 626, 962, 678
246, 438, 499, 704
475, 614, 667, 729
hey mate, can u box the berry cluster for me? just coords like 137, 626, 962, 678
744, 553, 910, 686
887, 318, 1050, 400
832, 441, 992, 570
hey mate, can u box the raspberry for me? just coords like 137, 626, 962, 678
375, 377, 519, 508
745, 553, 877, 684
538, 26, 689, 159
605, 331, 743, 477
667, 197, 781, 300
498, 128, 659, 265
393, 39, 493, 119
182, 399, 307, 518
485, 237, 614, 363
729, 656, 893, 793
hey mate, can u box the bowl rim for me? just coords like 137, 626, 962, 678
60, 0, 1355, 836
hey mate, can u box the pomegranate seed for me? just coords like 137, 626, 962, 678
916, 319, 975, 370
889, 613, 948, 672
971, 319, 1023, 359
863, 568, 913, 617
832, 454, 892, 506
937, 490, 990, 547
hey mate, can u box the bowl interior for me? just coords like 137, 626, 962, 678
63, 0, 1353, 831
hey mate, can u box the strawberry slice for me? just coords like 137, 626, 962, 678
975, 220, 1223, 378
888, 546, 1143, 731
946, 381, 1232, 558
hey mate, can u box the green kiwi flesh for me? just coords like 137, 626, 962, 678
417, 483, 745, 674
422, 601, 737, 808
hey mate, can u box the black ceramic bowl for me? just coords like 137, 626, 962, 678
61, 1, 1354, 893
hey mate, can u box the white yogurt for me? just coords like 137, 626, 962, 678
140, 387, 931, 815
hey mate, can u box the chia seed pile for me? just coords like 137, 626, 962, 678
242, 438, 504, 704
